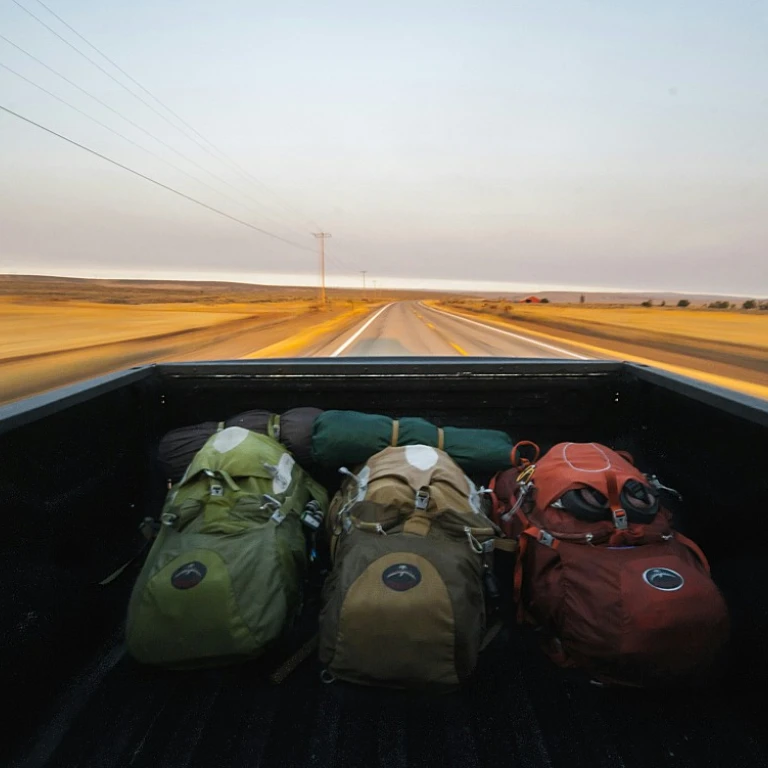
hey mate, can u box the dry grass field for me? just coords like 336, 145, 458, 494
0, 301, 265, 359
0, 274, 449, 404
435, 299, 768, 399
443, 301, 768, 350
0, 274, 444, 362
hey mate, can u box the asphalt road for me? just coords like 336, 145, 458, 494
307, 301, 592, 358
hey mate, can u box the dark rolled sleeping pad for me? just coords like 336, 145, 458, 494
311, 410, 515, 475
158, 407, 322, 483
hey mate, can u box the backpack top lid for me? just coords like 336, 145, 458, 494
346, 444, 487, 518
180, 427, 295, 488
532, 442, 647, 512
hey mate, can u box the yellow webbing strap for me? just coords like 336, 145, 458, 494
480, 620, 504, 652
391, 419, 400, 446
269, 634, 319, 684
98, 539, 151, 585
437, 427, 445, 451
267, 413, 281, 441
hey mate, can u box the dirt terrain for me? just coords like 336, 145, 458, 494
0, 274, 449, 304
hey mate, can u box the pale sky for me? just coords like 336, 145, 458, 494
1, 0, 767, 294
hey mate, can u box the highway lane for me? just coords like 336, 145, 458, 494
308, 301, 592, 358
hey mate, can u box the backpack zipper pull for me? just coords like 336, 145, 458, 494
464, 526, 484, 554
415, 488, 430, 511
502, 481, 532, 522
338, 467, 357, 483
261, 494, 286, 524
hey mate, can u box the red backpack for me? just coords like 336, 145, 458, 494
490, 442, 729, 687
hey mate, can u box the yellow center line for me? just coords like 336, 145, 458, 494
419, 307, 468, 356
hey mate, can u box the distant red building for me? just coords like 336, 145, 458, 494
519, 295, 542, 303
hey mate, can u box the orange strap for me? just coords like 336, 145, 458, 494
674, 531, 711, 574
515, 508, 531, 529
488, 472, 504, 518
510, 440, 540, 469
513, 523, 559, 623
606, 471, 628, 530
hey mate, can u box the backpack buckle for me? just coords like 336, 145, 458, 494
261, 494, 284, 522
139, 517, 160, 540
300, 500, 324, 531
539, 530, 555, 547
612, 508, 628, 530
415, 488, 430, 511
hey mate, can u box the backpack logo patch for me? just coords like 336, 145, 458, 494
642, 567, 684, 592
404, 445, 439, 470
382, 563, 422, 592
171, 561, 208, 590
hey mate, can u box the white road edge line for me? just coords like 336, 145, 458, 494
329, 303, 395, 357
423, 303, 591, 360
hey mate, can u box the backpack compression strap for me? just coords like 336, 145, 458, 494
512, 508, 560, 623
605, 471, 628, 530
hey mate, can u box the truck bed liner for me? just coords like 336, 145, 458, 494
20, 619, 766, 768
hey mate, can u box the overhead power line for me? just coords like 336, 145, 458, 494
8, 0, 312, 234
1, 61, 164, 158
325, 241, 361, 273
23, 0, 324, 233
325, 250, 358, 274
0, 103, 315, 252
0, 58, 282, 225
1, 36, 312, 236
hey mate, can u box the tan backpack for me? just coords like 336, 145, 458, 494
318, 445, 500, 691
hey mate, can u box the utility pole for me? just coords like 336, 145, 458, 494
360, 270, 367, 298
313, 232, 331, 306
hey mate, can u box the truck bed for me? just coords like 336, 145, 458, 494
17, 611, 767, 768
4, 360, 768, 768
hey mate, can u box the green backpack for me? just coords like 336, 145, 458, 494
126, 426, 328, 668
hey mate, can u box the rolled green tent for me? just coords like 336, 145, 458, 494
311, 410, 515, 475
